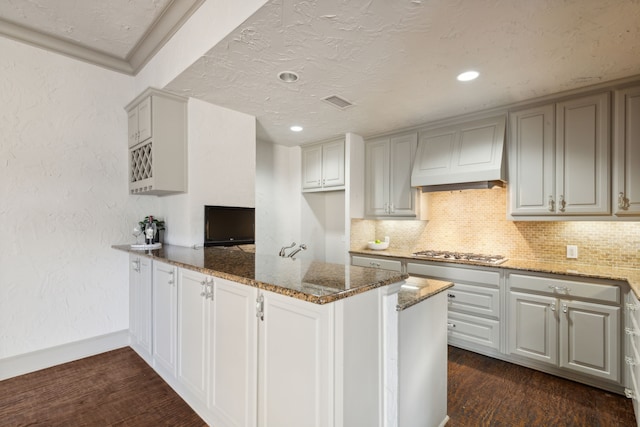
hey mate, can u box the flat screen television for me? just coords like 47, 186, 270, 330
204, 205, 255, 247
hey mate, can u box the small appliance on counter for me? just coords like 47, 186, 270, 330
368, 236, 390, 250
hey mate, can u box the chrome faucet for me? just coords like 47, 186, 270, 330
279, 242, 296, 257
287, 243, 307, 258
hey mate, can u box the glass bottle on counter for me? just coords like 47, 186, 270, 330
144, 215, 157, 245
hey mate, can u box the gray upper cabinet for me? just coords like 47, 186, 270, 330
614, 86, 640, 216
126, 88, 187, 196
509, 92, 610, 217
301, 139, 345, 192
365, 132, 418, 217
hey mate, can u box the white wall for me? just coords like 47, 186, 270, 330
159, 98, 256, 246
255, 140, 301, 256
0, 37, 158, 359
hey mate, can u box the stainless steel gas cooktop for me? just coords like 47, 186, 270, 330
412, 250, 508, 265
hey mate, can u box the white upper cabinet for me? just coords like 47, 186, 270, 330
509, 92, 610, 217
126, 88, 187, 196
614, 86, 640, 216
365, 132, 418, 217
412, 115, 506, 189
555, 93, 610, 215
301, 139, 345, 192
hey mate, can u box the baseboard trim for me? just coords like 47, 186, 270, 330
0, 330, 130, 381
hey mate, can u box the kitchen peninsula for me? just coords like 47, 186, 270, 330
114, 244, 452, 427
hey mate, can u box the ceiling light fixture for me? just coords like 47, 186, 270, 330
457, 70, 479, 82
290, 125, 303, 132
278, 71, 299, 83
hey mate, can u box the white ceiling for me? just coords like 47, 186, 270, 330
2, 0, 640, 146
0, 0, 204, 73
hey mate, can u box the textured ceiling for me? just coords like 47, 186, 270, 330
0, 0, 203, 73
165, 0, 640, 146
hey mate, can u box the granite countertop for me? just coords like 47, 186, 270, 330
350, 248, 640, 296
114, 244, 410, 305
397, 276, 453, 311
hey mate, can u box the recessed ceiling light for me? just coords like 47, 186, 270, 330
290, 125, 303, 132
278, 71, 299, 83
457, 70, 479, 82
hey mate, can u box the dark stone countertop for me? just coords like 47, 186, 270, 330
114, 244, 414, 305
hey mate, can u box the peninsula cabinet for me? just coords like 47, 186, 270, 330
126, 88, 187, 196
152, 260, 178, 379
509, 92, 610, 217
301, 139, 345, 192
129, 254, 152, 364
508, 272, 621, 384
614, 86, 640, 216
365, 132, 418, 218
624, 290, 640, 421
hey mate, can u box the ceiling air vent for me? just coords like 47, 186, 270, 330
322, 95, 354, 110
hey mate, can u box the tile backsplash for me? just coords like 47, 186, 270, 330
351, 187, 640, 269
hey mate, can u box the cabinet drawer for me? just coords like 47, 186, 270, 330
508, 273, 619, 304
447, 283, 500, 319
407, 263, 499, 287
352, 256, 402, 272
447, 311, 500, 350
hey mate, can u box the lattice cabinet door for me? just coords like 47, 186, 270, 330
130, 141, 154, 193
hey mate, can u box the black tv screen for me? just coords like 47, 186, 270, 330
204, 205, 255, 246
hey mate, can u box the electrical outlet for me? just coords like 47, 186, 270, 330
566, 245, 578, 259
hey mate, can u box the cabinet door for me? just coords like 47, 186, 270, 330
509, 291, 557, 365
127, 107, 139, 147
137, 97, 152, 144
177, 269, 210, 403
153, 261, 178, 378
321, 139, 345, 188
389, 133, 417, 216
301, 145, 323, 190
210, 278, 258, 427
556, 92, 610, 214
258, 290, 331, 427
614, 86, 640, 215
130, 255, 153, 362
559, 299, 620, 381
364, 138, 390, 216
509, 105, 556, 215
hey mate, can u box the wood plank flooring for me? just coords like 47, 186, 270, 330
447, 346, 636, 426
0, 345, 636, 426
0, 347, 205, 426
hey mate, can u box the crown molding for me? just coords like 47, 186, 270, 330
0, 0, 204, 76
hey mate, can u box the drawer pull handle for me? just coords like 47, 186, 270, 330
550, 302, 556, 312
625, 327, 640, 337
548, 285, 570, 293
447, 293, 455, 299
447, 322, 456, 328
369, 262, 381, 267
625, 388, 636, 400
626, 356, 639, 366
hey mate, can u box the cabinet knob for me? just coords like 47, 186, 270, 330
550, 302, 556, 312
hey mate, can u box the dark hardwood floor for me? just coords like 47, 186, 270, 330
0, 347, 205, 426
0, 346, 636, 426
448, 346, 636, 426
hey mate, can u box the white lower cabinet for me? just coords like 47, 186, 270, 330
176, 268, 257, 427
508, 272, 621, 384
152, 260, 178, 379
257, 289, 332, 427
129, 254, 152, 363
209, 277, 258, 427
624, 291, 640, 426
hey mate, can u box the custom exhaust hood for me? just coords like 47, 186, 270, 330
410, 114, 507, 192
